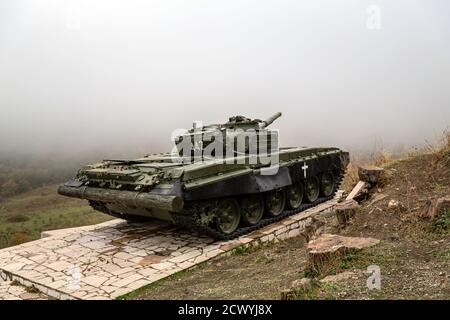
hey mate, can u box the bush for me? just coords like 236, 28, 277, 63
432, 207, 450, 233
0, 179, 19, 197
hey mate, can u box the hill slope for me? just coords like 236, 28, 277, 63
131, 150, 449, 300
0, 185, 112, 248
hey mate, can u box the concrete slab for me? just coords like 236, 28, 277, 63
0, 191, 343, 300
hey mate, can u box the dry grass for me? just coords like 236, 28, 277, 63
342, 129, 450, 192
342, 150, 398, 191
430, 129, 450, 164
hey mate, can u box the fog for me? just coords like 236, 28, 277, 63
0, 0, 449, 159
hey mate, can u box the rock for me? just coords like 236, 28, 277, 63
280, 278, 321, 300
308, 234, 380, 254
19, 292, 42, 300
388, 199, 400, 209
358, 165, 384, 184
334, 199, 360, 227
419, 196, 450, 219
307, 234, 380, 266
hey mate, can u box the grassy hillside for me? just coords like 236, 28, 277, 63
129, 136, 449, 300
0, 185, 112, 248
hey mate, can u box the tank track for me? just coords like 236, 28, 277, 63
172, 173, 344, 240
90, 170, 345, 241
172, 194, 336, 241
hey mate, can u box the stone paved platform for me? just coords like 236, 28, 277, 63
0, 279, 50, 300
0, 191, 342, 300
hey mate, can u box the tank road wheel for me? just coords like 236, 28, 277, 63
214, 198, 241, 235
240, 194, 264, 226
264, 189, 286, 217
320, 171, 335, 197
286, 182, 304, 210
305, 176, 320, 203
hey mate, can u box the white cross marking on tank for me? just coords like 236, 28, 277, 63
302, 162, 308, 178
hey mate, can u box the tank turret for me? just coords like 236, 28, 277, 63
174, 113, 282, 160
222, 112, 282, 130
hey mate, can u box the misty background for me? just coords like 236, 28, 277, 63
0, 0, 449, 163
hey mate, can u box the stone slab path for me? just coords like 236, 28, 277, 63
0, 279, 50, 300
0, 191, 342, 300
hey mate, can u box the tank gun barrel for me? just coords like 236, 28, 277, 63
259, 112, 282, 129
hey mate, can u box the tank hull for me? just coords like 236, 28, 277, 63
58, 146, 349, 239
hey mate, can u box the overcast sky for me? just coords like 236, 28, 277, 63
0, 0, 449, 157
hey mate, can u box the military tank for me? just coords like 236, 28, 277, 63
58, 112, 349, 240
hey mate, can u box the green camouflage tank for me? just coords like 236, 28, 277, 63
58, 112, 349, 239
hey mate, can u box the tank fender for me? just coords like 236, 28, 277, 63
253, 166, 292, 192
183, 166, 292, 201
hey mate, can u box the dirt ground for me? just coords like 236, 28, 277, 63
132, 152, 449, 300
